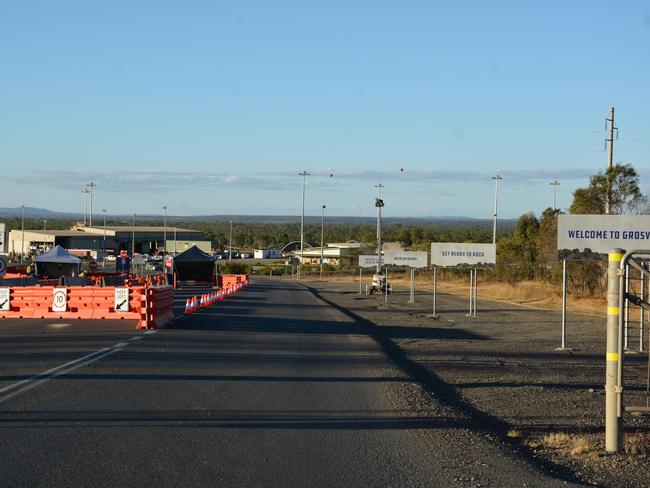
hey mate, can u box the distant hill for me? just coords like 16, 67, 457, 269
0, 207, 515, 229
0, 207, 81, 218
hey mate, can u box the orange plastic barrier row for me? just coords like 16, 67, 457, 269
0, 285, 175, 330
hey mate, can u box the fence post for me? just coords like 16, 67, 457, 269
606, 248, 624, 453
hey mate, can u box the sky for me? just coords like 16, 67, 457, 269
1, 1, 649, 219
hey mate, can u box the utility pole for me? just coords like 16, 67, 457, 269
163, 206, 168, 256
20, 205, 25, 263
102, 209, 107, 265
320, 205, 326, 279
375, 182, 385, 274
131, 213, 136, 256
605, 107, 617, 215
229, 220, 232, 261
87, 182, 96, 226
492, 173, 502, 244
298, 170, 309, 278
550, 179, 560, 211
43, 219, 47, 232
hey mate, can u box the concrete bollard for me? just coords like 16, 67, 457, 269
606, 248, 624, 452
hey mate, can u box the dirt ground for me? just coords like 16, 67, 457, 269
300, 275, 650, 487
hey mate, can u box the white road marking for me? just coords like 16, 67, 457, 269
0, 338, 138, 405
48, 323, 71, 329
129, 336, 144, 341
144, 330, 157, 335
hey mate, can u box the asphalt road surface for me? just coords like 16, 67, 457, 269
0, 278, 579, 487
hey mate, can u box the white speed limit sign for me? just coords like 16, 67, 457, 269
52, 287, 67, 312
0, 288, 10, 311
114, 287, 129, 312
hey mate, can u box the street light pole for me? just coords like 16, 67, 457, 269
229, 220, 232, 261
102, 209, 107, 265
82, 187, 89, 226
20, 205, 25, 263
87, 182, 96, 226
163, 206, 168, 256
492, 173, 503, 244
298, 170, 310, 278
375, 182, 385, 274
131, 213, 136, 256
320, 205, 326, 279
550, 179, 560, 211
43, 219, 47, 232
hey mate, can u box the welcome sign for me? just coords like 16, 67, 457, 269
557, 215, 650, 260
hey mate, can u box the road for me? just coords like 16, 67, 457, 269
0, 278, 578, 487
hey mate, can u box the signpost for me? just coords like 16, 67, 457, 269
359, 252, 428, 302
52, 288, 67, 312
387, 252, 428, 303
555, 215, 650, 351
430, 243, 496, 317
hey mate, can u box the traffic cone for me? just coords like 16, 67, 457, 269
192, 296, 198, 312
184, 298, 191, 315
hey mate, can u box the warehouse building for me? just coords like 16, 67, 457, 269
8, 226, 208, 258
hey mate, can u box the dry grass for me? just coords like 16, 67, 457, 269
542, 432, 572, 449
540, 433, 592, 457
325, 274, 613, 316
507, 429, 521, 438
625, 432, 650, 455
571, 437, 591, 457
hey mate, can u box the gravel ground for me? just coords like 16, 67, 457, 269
299, 276, 650, 487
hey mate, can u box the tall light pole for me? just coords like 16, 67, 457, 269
82, 187, 90, 226
550, 179, 560, 211
43, 219, 47, 231
320, 205, 326, 279
229, 220, 232, 261
131, 213, 136, 256
87, 182, 96, 226
163, 206, 168, 256
20, 205, 25, 263
102, 209, 107, 265
375, 182, 385, 274
492, 173, 503, 244
298, 170, 309, 278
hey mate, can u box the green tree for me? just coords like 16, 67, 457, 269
570, 163, 646, 215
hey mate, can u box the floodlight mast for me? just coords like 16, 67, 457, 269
375, 182, 385, 274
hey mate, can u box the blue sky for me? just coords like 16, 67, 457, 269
1, 1, 649, 218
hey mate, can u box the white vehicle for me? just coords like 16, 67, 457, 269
369, 273, 391, 295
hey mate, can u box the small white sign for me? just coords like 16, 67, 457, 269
0, 222, 6, 254
0, 255, 6, 276
114, 287, 130, 312
52, 287, 68, 312
386, 251, 428, 268
0, 288, 10, 311
430, 243, 496, 269
359, 255, 380, 268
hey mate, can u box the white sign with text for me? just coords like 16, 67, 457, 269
558, 214, 650, 260
430, 243, 496, 269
